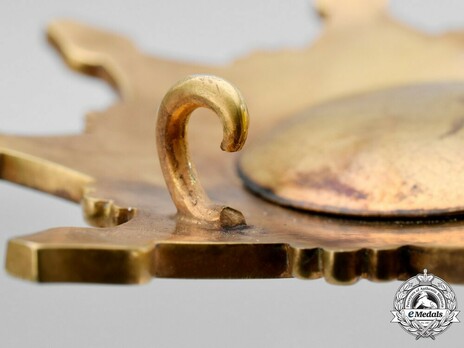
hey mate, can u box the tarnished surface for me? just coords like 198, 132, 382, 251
239, 83, 464, 217
157, 75, 249, 228
2, 0, 464, 284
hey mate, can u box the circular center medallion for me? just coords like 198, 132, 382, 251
239, 83, 464, 218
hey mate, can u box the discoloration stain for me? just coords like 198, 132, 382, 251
293, 168, 368, 200
395, 191, 407, 202
440, 117, 464, 139
395, 184, 422, 202
410, 184, 422, 195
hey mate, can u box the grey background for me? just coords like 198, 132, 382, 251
1, 1, 463, 347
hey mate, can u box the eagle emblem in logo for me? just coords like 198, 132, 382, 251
391, 269, 459, 339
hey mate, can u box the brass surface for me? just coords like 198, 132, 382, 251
157, 75, 249, 228
3, 1, 464, 284
239, 83, 464, 217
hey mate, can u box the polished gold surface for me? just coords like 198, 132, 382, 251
2, 0, 464, 284
239, 83, 464, 217
157, 75, 248, 228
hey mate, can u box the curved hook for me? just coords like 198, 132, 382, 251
156, 75, 249, 228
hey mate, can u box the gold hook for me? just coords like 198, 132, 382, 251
156, 75, 249, 229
